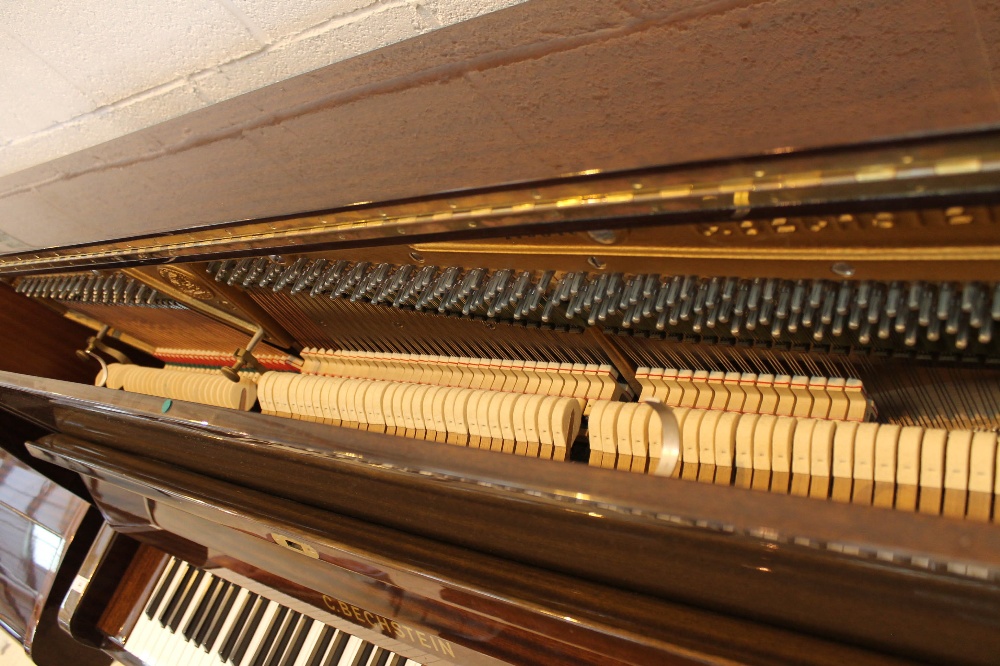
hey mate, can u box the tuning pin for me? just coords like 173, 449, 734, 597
807, 280, 825, 310
903, 318, 919, 347
936, 283, 953, 321
876, 314, 892, 340
715, 298, 732, 325
945, 306, 961, 336
786, 310, 800, 335
960, 282, 979, 313
213, 259, 235, 282
244, 256, 273, 288
858, 280, 875, 310
979, 317, 993, 345
746, 278, 763, 313
733, 282, 749, 317
926, 316, 942, 342
866, 288, 883, 325
642, 274, 660, 300
258, 261, 283, 288
729, 311, 743, 337
758, 300, 774, 328
691, 309, 706, 334
894, 309, 909, 334
273, 257, 308, 293
858, 319, 872, 345
291, 259, 328, 295
884, 281, 902, 318
820, 295, 835, 326
955, 322, 970, 350
691, 282, 708, 316
704, 301, 719, 330
677, 296, 693, 323
831, 313, 846, 338
227, 258, 254, 286
771, 314, 784, 338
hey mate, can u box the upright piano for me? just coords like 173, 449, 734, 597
1, 2, 1000, 664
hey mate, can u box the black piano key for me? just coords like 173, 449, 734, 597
146, 558, 182, 619
159, 565, 196, 626
195, 580, 233, 647
265, 611, 303, 666
386, 656, 406, 666
232, 600, 273, 666
219, 592, 260, 663
169, 569, 206, 632
250, 606, 290, 666
185, 576, 223, 641
347, 642, 375, 666
306, 626, 336, 666
370, 647, 391, 666
278, 617, 314, 666
203, 584, 240, 652
321, 631, 351, 666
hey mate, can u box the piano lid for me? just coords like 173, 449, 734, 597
1, 0, 1000, 253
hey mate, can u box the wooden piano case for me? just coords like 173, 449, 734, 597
2, 371, 999, 665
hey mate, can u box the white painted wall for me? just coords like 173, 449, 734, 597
0, 0, 524, 179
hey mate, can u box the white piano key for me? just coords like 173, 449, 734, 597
350, 641, 375, 666
192, 581, 234, 654
146, 562, 195, 661
172, 574, 215, 666
280, 617, 316, 666
264, 612, 304, 666
336, 635, 364, 666
209, 587, 249, 660
222, 593, 265, 663
185, 576, 224, 644
193, 586, 240, 666
290, 619, 325, 666
237, 601, 279, 666
164, 572, 214, 666
251, 606, 291, 666
368, 647, 391, 666
304, 625, 338, 666
128, 558, 182, 661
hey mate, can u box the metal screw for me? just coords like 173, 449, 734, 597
587, 229, 618, 245
587, 256, 607, 270
831, 262, 855, 277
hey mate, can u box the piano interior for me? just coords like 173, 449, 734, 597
1, 2, 1000, 665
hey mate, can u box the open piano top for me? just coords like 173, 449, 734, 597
2, 2, 1000, 664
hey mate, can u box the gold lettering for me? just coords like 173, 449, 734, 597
322, 595, 339, 613
375, 615, 392, 634
438, 637, 456, 658
400, 624, 417, 642
338, 600, 352, 617
352, 606, 367, 623
416, 630, 431, 649
363, 610, 377, 626
390, 621, 402, 636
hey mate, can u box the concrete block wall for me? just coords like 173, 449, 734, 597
0, 0, 525, 178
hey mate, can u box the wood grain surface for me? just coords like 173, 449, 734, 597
1, 0, 999, 251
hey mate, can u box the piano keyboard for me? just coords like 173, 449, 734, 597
126, 557, 420, 666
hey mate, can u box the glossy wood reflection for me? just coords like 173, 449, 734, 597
0, 448, 89, 652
